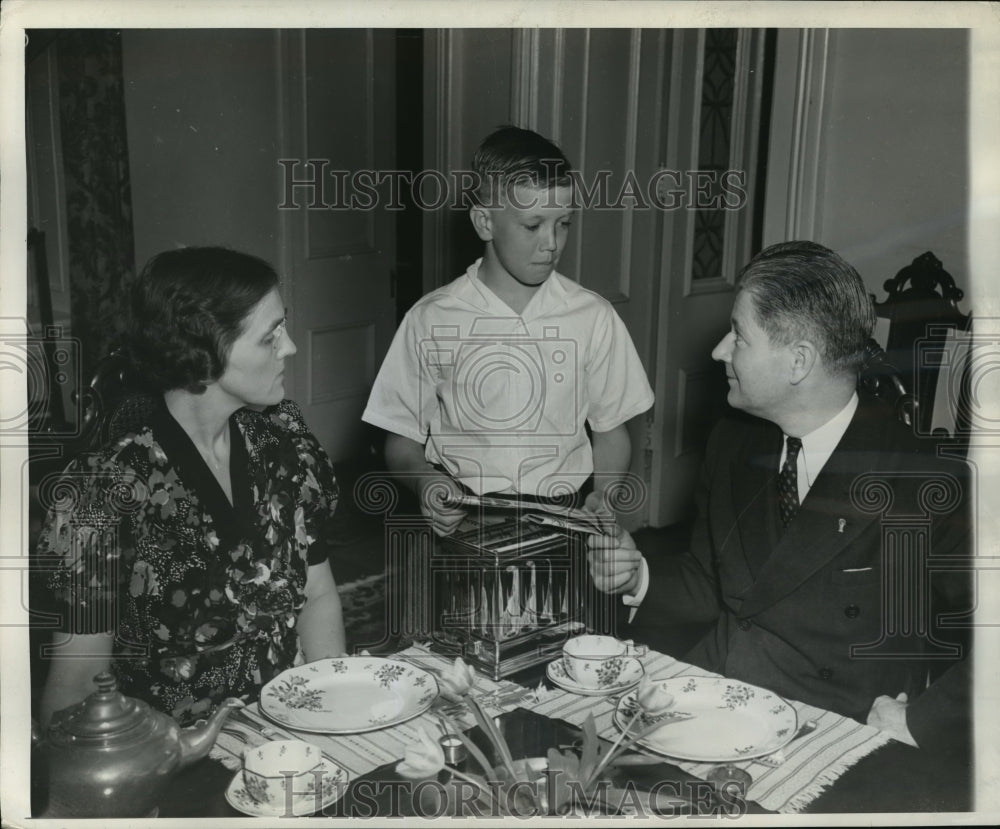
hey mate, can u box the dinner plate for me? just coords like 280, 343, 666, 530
612, 676, 798, 762
260, 657, 438, 734
225, 757, 348, 817
546, 656, 644, 696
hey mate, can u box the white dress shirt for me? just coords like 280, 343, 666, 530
780, 393, 859, 504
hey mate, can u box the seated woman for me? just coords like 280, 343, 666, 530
37, 246, 346, 727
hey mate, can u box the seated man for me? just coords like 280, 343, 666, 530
587, 241, 972, 753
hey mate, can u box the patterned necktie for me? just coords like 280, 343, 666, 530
778, 436, 803, 528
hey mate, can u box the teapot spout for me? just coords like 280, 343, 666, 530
178, 698, 243, 766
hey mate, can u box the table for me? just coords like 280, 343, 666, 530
146, 644, 972, 817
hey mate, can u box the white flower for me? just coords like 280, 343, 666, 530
636, 677, 675, 716
396, 727, 445, 779
438, 657, 477, 702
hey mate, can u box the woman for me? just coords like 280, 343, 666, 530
38, 247, 346, 726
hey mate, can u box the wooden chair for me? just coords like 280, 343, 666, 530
74, 349, 157, 451
858, 338, 916, 427
871, 251, 972, 450
28, 349, 156, 712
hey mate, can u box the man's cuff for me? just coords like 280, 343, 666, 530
621, 556, 649, 608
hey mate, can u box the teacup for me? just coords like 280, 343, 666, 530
561, 635, 644, 689
243, 739, 324, 811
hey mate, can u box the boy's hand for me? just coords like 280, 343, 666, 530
586, 524, 643, 595
418, 473, 467, 536
584, 487, 616, 516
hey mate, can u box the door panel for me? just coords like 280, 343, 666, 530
279, 30, 396, 461
650, 29, 768, 526
527, 29, 669, 528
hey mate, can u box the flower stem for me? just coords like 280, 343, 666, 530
467, 696, 519, 782
447, 768, 504, 816
584, 710, 640, 790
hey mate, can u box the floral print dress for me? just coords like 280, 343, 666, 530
39, 399, 339, 726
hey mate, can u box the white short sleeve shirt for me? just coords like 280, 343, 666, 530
362, 259, 655, 495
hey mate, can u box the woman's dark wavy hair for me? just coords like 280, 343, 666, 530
127, 246, 280, 392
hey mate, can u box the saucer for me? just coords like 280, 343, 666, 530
225, 756, 349, 817
546, 656, 644, 696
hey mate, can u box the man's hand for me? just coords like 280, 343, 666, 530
586, 524, 643, 595
867, 692, 919, 747
417, 473, 467, 536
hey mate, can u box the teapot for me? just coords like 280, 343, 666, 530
33, 671, 241, 817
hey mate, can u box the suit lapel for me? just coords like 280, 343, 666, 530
731, 424, 783, 578
736, 401, 885, 617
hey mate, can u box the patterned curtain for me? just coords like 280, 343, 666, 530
56, 30, 135, 378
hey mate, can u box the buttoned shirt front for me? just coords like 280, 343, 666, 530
780, 392, 859, 503
363, 259, 654, 495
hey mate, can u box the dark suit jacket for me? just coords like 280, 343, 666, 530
633, 394, 972, 750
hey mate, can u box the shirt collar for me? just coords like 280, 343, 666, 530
463, 258, 570, 319
791, 392, 859, 489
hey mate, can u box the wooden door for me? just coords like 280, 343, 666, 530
528, 29, 671, 529
649, 29, 769, 526
278, 30, 397, 461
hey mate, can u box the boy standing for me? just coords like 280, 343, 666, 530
363, 126, 654, 535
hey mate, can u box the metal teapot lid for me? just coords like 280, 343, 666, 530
50, 672, 157, 746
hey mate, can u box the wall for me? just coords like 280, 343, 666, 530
423, 29, 516, 289
808, 29, 969, 303
121, 30, 284, 273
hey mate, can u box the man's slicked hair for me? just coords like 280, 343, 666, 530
470, 125, 572, 208
737, 241, 876, 374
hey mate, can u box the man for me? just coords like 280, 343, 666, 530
587, 241, 971, 752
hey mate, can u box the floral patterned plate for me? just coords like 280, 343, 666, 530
260, 657, 438, 734
546, 656, 644, 697
612, 676, 798, 762
225, 757, 348, 817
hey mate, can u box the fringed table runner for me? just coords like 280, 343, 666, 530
210, 642, 892, 813
531, 649, 893, 813
210, 643, 539, 779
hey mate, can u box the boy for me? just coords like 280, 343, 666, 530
363, 126, 654, 535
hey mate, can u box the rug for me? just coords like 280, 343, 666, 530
338, 573, 391, 652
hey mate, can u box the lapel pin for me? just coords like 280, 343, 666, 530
838, 518, 847, 534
